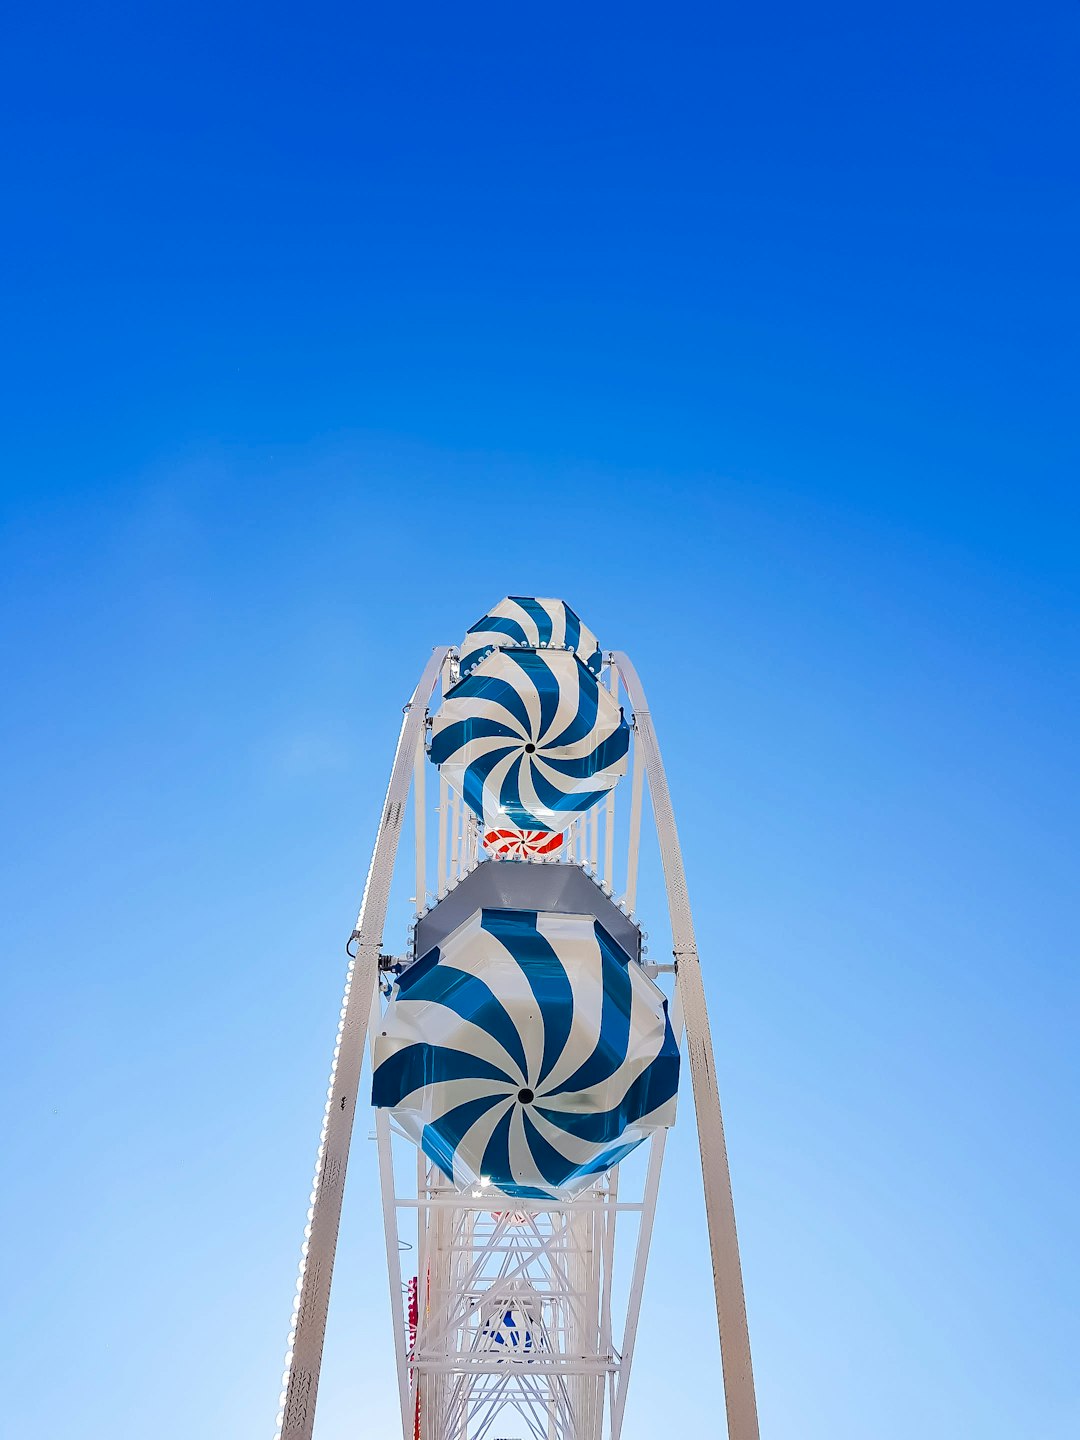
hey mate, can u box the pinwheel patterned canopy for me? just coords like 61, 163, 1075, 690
483, 828, 564, 859
371, 907, 679, 1200
459, 597, 603, 680
430, 649, 629, 834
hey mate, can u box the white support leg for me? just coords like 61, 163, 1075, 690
613, 652, 760, 1440
597, 1169, 618, 1367
375, 1074, 412, 1431
276, 647, 450, 1440
608, 1132, 666, 1440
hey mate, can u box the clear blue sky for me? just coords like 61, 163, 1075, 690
2, 4, 1077, 1438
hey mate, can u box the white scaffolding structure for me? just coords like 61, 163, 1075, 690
275, 648, 759, 1440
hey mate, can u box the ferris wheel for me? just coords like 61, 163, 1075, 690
273, 598, 760, 1440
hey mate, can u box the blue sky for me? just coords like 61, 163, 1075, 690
2, 4, 1077, 1438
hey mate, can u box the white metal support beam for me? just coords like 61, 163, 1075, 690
623, 710, 645, 912
608, 1131, 667, 1440
378, 1120, 413, 1429
276, 647, 450, 1440
414, 727, 427, 907
603, 660, 618, 890
613, 650, 760, 1440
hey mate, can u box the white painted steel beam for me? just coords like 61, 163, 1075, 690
613, 650, 760, 1440
603, 660, 618, 890
376, 1112, 412, 1429
276, 647, 450, 1440
608, 1131, 667, 1440
414, 728, 426, 907
438, 769, 449, 897
623, 711, 645, 912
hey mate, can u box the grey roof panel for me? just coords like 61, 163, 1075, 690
414, 861, 641, 962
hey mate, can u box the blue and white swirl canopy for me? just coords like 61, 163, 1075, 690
430, 649, 629, 834
372, 907, 679, 1200
459, 597, 604, 680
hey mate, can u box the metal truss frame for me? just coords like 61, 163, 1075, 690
276, 646, 760, 1440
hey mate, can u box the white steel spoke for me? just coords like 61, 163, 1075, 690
623, 715, 645, 912
609, 1132, 666, 1440
603, 661, 618, 890
438, 769, 449, 898
414, 729, 427, 907
376, 1103, 412, 1431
